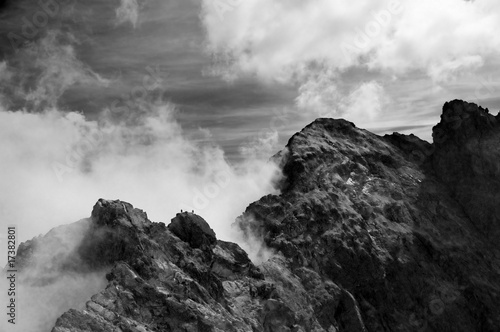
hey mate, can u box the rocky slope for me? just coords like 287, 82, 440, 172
237, 99, 500, 331
9, 100, 500, 331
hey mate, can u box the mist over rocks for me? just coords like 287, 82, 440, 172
2, 217, 107, 332
50, 199, 343, 331
7, 100, 500, 331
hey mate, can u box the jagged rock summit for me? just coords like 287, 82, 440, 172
431, 101, 500, 242
10, 100, 500, 332
44, 199, 278, 331
168, 211, 217, 249
236, 99, 500, 331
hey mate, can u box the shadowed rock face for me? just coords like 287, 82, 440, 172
236, 100, 500, 331
168, 212, 217, 249
10, 100, 500, 332
431, 100, 500, 242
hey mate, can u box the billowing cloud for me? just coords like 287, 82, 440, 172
295, 67, 341, 117
0, 102, 279, 267
343, 81, 387, 123
115, 0, 140, 28
0, 101, 279, 331
201, 0, 500, 121
202, 0, 500, 78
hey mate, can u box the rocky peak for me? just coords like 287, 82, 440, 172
432, 99, 499, 147
429, 100, 500, 244
236, 100, 500, 331
431, 100, 500, 178
276, 117, 392, 193
91, 198, 151, 231
168, 212, 217, 249
304, 118, 358, 136
9, 100, 500, 332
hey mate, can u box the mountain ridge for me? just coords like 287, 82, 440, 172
7, 99, 500, 332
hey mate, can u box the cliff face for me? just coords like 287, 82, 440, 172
431, 100, 500, 242
237, 100, 500, 331
10, 100, 500, 332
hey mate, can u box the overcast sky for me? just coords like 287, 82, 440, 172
1, 0, 500, 255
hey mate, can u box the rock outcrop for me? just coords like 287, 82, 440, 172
237, 100, 500, 331
44, 200, 345, 332
431, 100, 500, 242
8, 100, 500, 332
